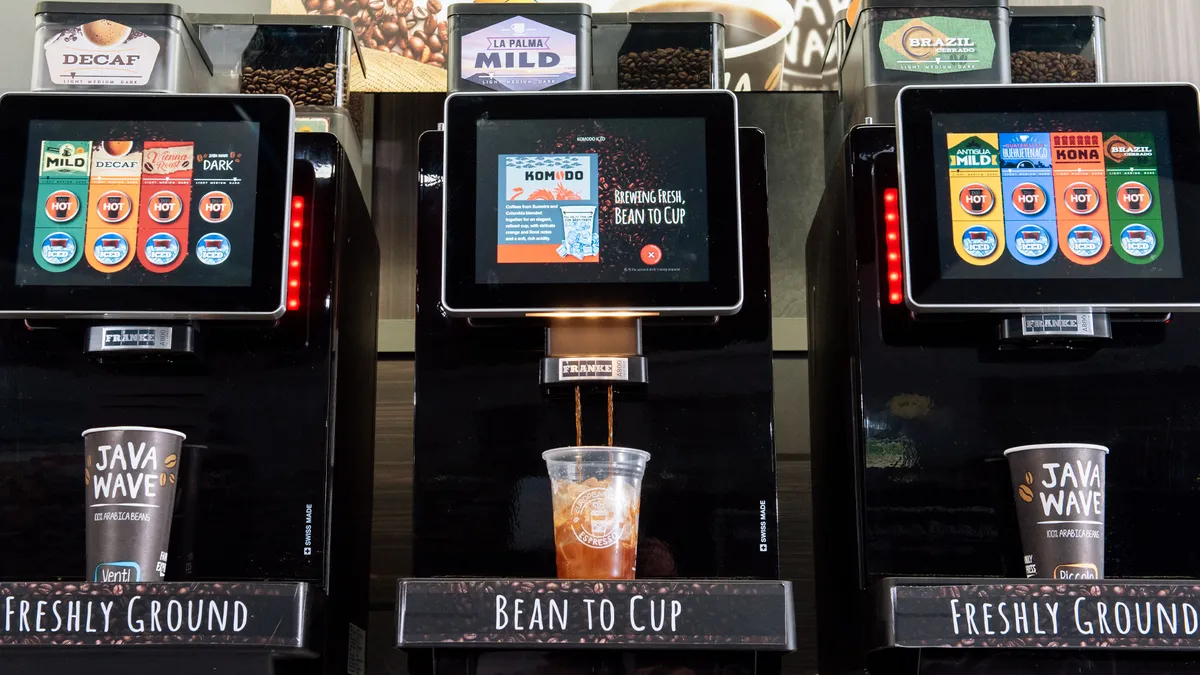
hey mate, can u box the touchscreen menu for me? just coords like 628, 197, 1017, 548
18, 120, 260, 287
475, 117, 709, 285
934, 111, 1180, 279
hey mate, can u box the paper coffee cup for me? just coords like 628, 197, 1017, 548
1004, 443, 1107, 580
84, 426, 185, 583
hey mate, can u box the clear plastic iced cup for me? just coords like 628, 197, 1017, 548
543, 446, 650, 580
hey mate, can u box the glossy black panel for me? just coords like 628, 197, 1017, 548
0, 133, 378, 675
809, 125, 1200, 675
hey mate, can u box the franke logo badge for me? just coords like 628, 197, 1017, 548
559, 358, 629, 381
1104, 135, 1153, 163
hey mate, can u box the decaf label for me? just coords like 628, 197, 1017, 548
44, 20, 161, 86
892, 584, 1200, 649
879, 17, 997, 74
461, 16, 577, 91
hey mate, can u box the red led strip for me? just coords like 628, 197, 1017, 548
883, 188, 903, 305
287, 196, 305, 311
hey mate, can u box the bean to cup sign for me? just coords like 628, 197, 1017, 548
889, 583, 1200, 649
397, 579, 795, 648
0, 582, 307, 647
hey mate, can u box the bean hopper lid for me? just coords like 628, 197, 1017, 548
448, 3, 592, 17
1009, 5, 1105, 18
859, 0, 1009, 9
36, 1, 213, 74
593, 12, 724, 26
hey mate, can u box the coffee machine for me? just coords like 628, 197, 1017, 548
808, 83, 1200, 674
395, 90, 794, 673
0, 93, 379, 675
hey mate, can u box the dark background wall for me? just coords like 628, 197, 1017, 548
363, 93, 826, 673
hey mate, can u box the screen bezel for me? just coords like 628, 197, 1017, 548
897, 83, 1200, 313
441, 90, 744, 317
0, 92, 294, 319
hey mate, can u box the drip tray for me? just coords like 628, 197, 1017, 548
396, 578, 796, 650
877, 577, 1200, 650
0, 581, 313, 652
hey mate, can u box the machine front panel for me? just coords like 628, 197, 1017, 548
414, 129, 780, 580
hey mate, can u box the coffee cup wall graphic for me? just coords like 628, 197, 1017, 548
44, 20, 161, 86
84, 427, 185, 583
1005, 443, 1107, 580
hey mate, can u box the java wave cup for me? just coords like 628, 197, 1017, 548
84, 427, 185, 583
1005, 443, 1108, 580
543, 447, 649, 579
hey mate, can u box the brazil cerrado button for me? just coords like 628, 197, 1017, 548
93, 232, 130, 266
40, 231, 77, 266
1063, 182, 1101, 216
147, 190, 184, 224
199, 191, 233, 224
95, 190, 134, 224
45, 189, 81, 223
958, 183, 995, 216
144, 232, 182, 266
1117, 181, 1153, 215
640, 244, 662, 266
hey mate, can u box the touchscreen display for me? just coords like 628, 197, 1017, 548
933, 112, 1180, 279
475, 117, 709, 284
17, 120, 260, 287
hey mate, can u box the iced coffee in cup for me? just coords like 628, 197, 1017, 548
543, 447, 650, 579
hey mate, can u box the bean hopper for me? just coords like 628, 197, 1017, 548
395, 90, 796, 673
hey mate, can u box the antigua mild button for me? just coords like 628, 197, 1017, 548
40, 231, 77, 266
1066, 224, 1104, 258
958, 183, 995, 216
1119, 224, 1157, 258
961, 226, 998, 259
143, 232, 181, 266
1013, 224, 1052, 259
196, 233, 231, 266
93, 232, 130, 265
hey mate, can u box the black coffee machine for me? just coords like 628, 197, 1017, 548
809, 83, 1200, 674
0, 93, 378, 675
396, 91, 794, 673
